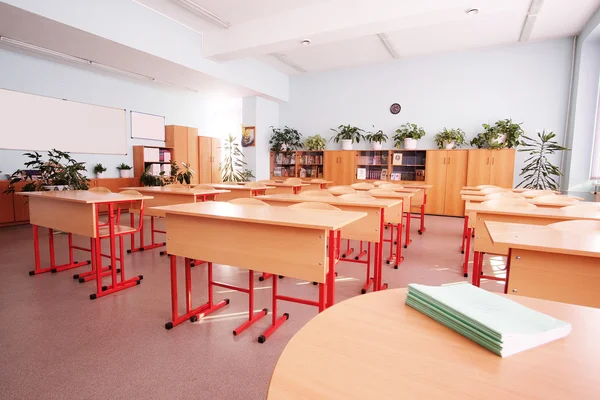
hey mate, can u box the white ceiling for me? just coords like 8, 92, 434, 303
136, 0, 600, 75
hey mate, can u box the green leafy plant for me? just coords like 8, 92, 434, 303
470, 119, 524, 149
269, 126, 303, 152
393, 123, 426, 147
330, 125, 365, 143
517, 130, 568, 190
93, 163, 107, 175
220, 134, 248, 182
434, 128, 467, 149
4, 149, 89, 193
140, 165, 166, 187
117, 163, 132, 170
305, 135, 327, 150
240, 168, 255, 182
365, 127, 389, 144
174, 162, 195, 185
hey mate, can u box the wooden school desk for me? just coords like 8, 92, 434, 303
209, 183, 275, 201
465, 203, 600, 281
120, 186, 229, 253
397, 183, 432, 235
152, 202, 365, 342
267, 288, 600, 400
18, 191, 152, 299
485, 221, 600, 308
257, 194, 401, 294
274, 180, 333, 190
260, 182, 307, 194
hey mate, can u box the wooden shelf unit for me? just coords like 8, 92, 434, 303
133, 145, 174, 178
297, 150, 325, 179
355, 150, 390, 181
390, 150, 427, 183
270, 151, 298, 179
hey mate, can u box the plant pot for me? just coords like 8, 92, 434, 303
404, 138, 418, 150
341, 139, 353, 150
119, 170, 130, 178
444, 141, 456, 150
96, 172, 104, 179
372, 142, 383, 150
43, 185, 68, 191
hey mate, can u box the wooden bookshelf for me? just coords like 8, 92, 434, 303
270, 151, 297, 179
297, 150, 324, 179
355, 150, 390, 181
390, 150, 427, 183
133, 145, 174, 178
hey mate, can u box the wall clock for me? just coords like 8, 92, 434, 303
390, 103, 401, 115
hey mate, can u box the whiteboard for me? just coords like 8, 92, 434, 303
0, 88, 127, 154
131, 111, 165, 141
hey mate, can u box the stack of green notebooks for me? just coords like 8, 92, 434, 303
405, 283, 571, 357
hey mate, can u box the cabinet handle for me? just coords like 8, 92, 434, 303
443, 157, 446, 165
492, 157, 495, 165
447, 157, 451, 165
486, 157, 490, 165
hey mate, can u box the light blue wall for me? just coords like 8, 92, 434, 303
0, 48, 204, 178
242, 96, 279, 180
564, 6, 600, 190
280, 39, 573, 186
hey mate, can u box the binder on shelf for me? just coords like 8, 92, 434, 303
357, 168, 367, 180
392, 153, 403, 165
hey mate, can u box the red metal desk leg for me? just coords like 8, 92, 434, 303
258, 273, 289, 343
326, 230, 336, 308
404, 211, 412, 248
233, 270, 268, 336
394, 222, 404, 269
463, 227, 472, 278
461, 216, 469, 253
418, 193, 427, 234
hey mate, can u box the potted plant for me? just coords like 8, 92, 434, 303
117, 163, 132, 178
330, 125, 365, 150
517, 130, 568, 190
305, 135, 326, 151
93, 163, 107, 178
175, 162, 195, 185
434, 128, 467, 149
4, 149, 89, 193
220, 134, 249, 182
269, 126, 303, 153
393, 123, 426, 149
140, 165, 166, 187
366, 127, 389, 150
470, 119, 524, 149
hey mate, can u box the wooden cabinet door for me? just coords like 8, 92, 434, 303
444, 150, 469, 216
466, 150, 492, 186
490, 149, 516, 188
339, 151, 356, 186
13, 181, 30, 222
0, 181, 15, 224
198, 136, 212, 184
323, 151, 339, 184
165, 125, 188, 168
424, 150, 447, 215
187, 128, 199, 184
211, 138, 222, 183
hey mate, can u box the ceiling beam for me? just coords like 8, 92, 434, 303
520, 0, 545, 41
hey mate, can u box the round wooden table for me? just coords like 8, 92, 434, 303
267, 288, 600, 399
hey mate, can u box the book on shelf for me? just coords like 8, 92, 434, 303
392, 153, 403, 165
381, 168, 388, 180
391, 172, 401, 181
405, 283, 571, 358
299, 168, 307, 178
416, 169, 425, 181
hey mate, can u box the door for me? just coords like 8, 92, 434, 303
424, 150, 447, 215
165, 126, 188, 168
187, 128, 199, 184
198, 136, 212, 184
323, 151, 338, 184
0, 181, 15, 224
466, 149, 492, 186
444, 150, 469, 216
339, 151, 356, 186
490, 149, 516, 188
211, 138, 222, 183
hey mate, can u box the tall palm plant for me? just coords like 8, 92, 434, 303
219, 134, 247, 182
517, 130, 568, 190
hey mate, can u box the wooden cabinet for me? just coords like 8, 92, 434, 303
0, 181, 15, 224
198, 136, 222, 183
324, 151, 355, 186
425, 150, 468, 216
132, 145, 173, 178
13, 182, 30, 222
166, 125, 200, 184
466, 149, 515, 188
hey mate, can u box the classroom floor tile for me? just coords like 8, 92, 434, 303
0, 215, 501, 400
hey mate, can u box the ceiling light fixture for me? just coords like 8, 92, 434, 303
301, 39, 311, 45
0, 36, 198, 91
520, 0, 545, 42
271, 53, 307, 73
377, 33, 400, 59
169, 0, 230, 29
467, 8, 479, 16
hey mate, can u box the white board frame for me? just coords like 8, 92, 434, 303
130, 110, 165, 141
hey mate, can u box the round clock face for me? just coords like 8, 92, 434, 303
390, 103, 401, 115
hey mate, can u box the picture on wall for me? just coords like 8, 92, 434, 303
241, 125, 256, 147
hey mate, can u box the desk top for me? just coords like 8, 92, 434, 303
151, 201, 366, 230
398, 183, 433, 189
274, 180, 333, 185
485, 221, 600, 258
16, 190, 153, 204
210, 184, 276, 191
343, 191, 414, 200
231, 182, 309, 188
268, 288, 600, 400
354, 186, 421, 194
465, 202, 600, 220
121, 186, 230, 196
256, 194, 401, 209
462, 195, 585, 208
